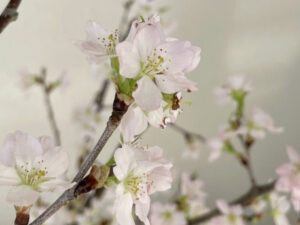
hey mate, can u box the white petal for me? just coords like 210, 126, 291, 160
113, 146, 135, 181
85, 20, 110, 42
133, 76, 162, 111
115, 186, 135, 225
184, 46, 201, 73
148, 167, 172, 194
0, 166, 20, 186
116, 41, 141, 78
286, 146, 300, 163
6, 185, 40, 206
216, 200, 229, 214
156, 73, 197, 94
120, 105, 148, 143
38, 136, 56, 153
0, 131, 43, 167
135, 196, 151, 225
39, 179, 72, 192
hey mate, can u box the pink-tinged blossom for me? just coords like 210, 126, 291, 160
182, 141, 201, 159
0, 131, 71, 206
245, 108, 283, 139
207, 126, 242, 162
76, 21, 119, 64
250, 197, 267, 214
214, 75, 252, 105
116, 15, 200, 112
120, 100, 180, 143
216, 200, 245, 225
180, 173, 208, 218
276, 146, 300, 211
269, 192, 291, 225
113, 144, 173, 225
150, 202, 186, 225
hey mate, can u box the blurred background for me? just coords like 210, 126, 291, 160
0, 0, 299, 223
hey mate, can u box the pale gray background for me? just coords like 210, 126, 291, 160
0, 0, 299, 224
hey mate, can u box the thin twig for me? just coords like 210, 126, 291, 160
40, 68, 61, 146
188, 180, 276, 225
0, 0, 22, 34
170, 123, 206, 143
29, 95, 128, 225
119, 0, 135, 41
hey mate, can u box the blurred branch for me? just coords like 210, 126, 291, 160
170, 123, 206, 143
94, 79, 110, 112
188, 180, 276, 225
29, 95, 128, 225
119, 0, 135, 41
40, 68, 61, 146
0, 0, 22, 34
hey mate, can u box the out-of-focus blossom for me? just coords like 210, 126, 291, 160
182, 141, 201, 159
113, 144, 172, 225
269, 192, 291, 225
207, 126, 242, 162
214, 75, 252, 105
76, 21, 119, 64
216, 200, 245, 225
244, 108, 283, 139
116, 15, 199, 112
0, 131, 70, 206
18, 68, 37, 90
250, 197, 267, 214
180, 173, 208, 218
276, 146, 300, 211
73, 104, 102, 137
150, 202, 186, 225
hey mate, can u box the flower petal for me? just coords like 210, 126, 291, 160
115, 185, 135, 225
113, 146, 135, 180
120, 105, 148, 143
133, 76, 162, 111
6, 185, 40, 206
116, 41, 141, 78
0, 166, 20, 186
135, 196, 151, 225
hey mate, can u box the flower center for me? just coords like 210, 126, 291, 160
124, 171, 149, 200
97, 29, 119, 56
16, 161, 48, 189
141, 48, 171, 78
162, 211, 173, 221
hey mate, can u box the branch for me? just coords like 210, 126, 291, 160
119, 0, 135, 41
29, 94, 128, 225
94, 79, 110, 112
0, 0, 22, 34
170, 123, 206, 143
188, 180, 276, 225
40, 68, 61, 146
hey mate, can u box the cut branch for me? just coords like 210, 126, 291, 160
0, 0, 22, 34
29, 94, 128, 225
188, 180, 276, 225
94, 79, 110, 112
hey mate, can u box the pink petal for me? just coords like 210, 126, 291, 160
6, 185, 40, 206
133, 76, 162, 111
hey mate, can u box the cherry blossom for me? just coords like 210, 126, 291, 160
116, 15, 199, 112
180, 173, 208, 218
0, 131, 71, 206
182, 141, 201, 159
214, 75, 252, 105
207, 126, 242, 162
269, 192, 291, 225
216, 200, 245, 225
244, 108, 283, 139
76, 21, 119, 64
150, 202, 186, 225
113, 144, 172, 225
276, 146, 300, 211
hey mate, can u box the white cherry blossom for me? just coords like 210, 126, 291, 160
113, 144, 172, 225
76, 21, 119, 64
276, 146, 300, 211
150, 202, 186, 225
116, 15, 199, 112
244, 108, 283, 139
269, 192, 291, 225
216, 200, 245, 225
0, 131, 71, 206
214, 75, 252, 105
